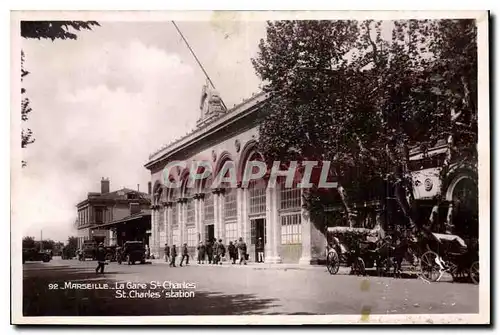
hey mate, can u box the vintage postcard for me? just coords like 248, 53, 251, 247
11, 10, 490, 325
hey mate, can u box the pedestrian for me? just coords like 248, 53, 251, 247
256, 237, 265, 263
144, 244, 150, 260
197, 241, 206, 264
170, 244, 177, 267
216, 239, 225, 265
206, 239, 213, 264
164, 243, 170, 263
116, 246, 122, 264
180, 243, 190, 267
228, 241, 237, 264
212, 239, 219, 265
237, 237, 247, 265
95, 243, 106, 274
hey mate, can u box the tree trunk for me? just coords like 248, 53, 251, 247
336, 183, 356, 228
386, 144, 417, 230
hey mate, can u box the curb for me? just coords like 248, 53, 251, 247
147, 259, 349, 273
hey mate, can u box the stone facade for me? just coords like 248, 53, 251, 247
145, 91, 326, 264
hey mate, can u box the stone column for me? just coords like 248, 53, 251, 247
156, 207, 161, 258
218, 191, 226, 243
199, 195, 206, 243
236, 186, 244, 239
265, 186, 281, 263
299, 212, 313, 265
179, 201, 186, 245
150, 209, 156, 255
194, 197, 200, 241
161, 205, 167, 257
165, 204, 171, 246
213, 190, 224, 241
241, 188, 249, 242
212, 192, 218, 241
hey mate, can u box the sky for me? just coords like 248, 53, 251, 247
18, 20, 267, 242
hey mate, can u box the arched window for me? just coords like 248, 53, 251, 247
246, 152, 267, 215
279, 179, 301, 211
184, 182, 196, 247
224, 187, 238, 244
248, 179, 267, 215
185, 184, 195, 226
203, 177, 215, 224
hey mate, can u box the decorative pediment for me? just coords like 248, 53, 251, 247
197, 80, 226, 128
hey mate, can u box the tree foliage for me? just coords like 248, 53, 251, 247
20, 21, 100, 167
252, 19, 477, 234
21, 21, 100, 41
65, 236, 79, 257
22, 236, 36, 249
22, 236, 55, 250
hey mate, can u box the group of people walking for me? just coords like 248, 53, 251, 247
163, 237, 251, 267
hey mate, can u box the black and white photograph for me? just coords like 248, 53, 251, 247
11, 10, 489, 325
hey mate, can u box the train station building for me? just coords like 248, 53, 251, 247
145, 85, 328, 264
145, 84, 478, 263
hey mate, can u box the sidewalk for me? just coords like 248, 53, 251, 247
148, 258, 352, 274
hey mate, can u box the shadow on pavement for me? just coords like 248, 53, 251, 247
23, 265, 280, 316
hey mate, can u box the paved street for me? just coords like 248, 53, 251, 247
22, 257, 479, 316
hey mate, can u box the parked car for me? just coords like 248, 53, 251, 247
79, 241, 97, 261
22, 248, 51, 264
119, 241, 146, 265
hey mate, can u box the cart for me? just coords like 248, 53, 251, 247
419, 233, 479, 284
325, 226, 393, 276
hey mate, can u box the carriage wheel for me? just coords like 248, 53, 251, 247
326, 251, 340, 275
420, 251, 441, 282
470, 261, 479, 285
354, 257, 366, 276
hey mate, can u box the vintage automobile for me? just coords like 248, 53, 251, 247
79, 241, 97, 261
22, 248, 51, 264
118, 241, 146, 265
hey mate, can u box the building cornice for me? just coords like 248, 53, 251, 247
144, 92, 268, 170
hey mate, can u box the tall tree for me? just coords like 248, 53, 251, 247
66, 236, 79, 255
252, 19, 477, 234
20, 21, 100, 167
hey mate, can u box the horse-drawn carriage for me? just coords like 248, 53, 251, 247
325, 226, 398, 276
419, 232, 479, 284
325, 226, 479, 283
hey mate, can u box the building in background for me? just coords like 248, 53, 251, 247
75, 178, 151, 249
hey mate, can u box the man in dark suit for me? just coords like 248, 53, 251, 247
95, 243, 106, 274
